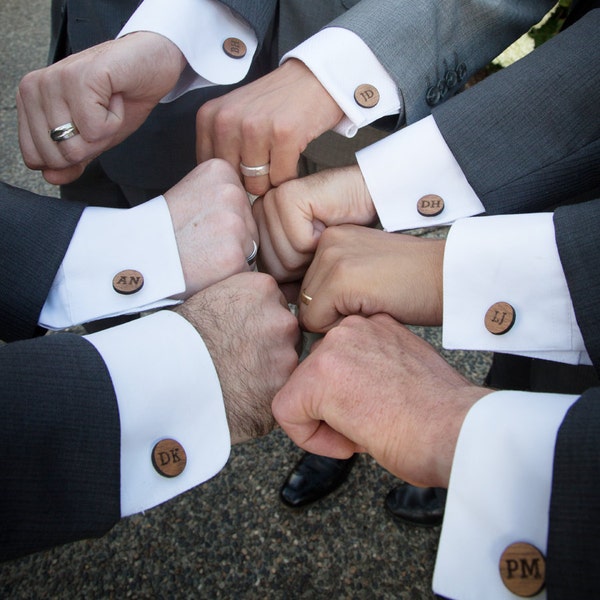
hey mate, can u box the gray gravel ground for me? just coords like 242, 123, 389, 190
0, 1, 492, 597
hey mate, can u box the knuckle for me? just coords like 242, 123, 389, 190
203, 157, 238, 181
218, 180, 248, 207
319, 226, 344, 246
318, 241, 344, 268
213, 108, 238, 137
225, 217, 248, 243
271, 120, 296, 145
17, 72, 38, 99
240, 116, 265, 140
62, 146, 89, 166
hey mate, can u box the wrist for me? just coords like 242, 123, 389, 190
435, 386, 493, 487
283, 58, 344, 130
123, 32, 187, 87
431, 239, 445, 324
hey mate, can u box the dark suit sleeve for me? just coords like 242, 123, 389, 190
546, 389, 600, 597
0, 182, 85, 342
0, 334, 121, 562
554, 199, 600, 370
431, 9, 600, 215
0, 183, 120, 561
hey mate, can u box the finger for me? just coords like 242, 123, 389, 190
16, 89, 44, 170
274, 185, 323, 256
272, 384, 357, 457
268, 139, 301, 188
240, 118, 272, 195
71, 89, 125, 147
211, 110, 245, 176
244, 194, 260, 250
253, 201, 287, 279
279, 281, 302, 304
298, 273, 343, 333
262, 193, 312, 279
18, 78, 77, 170
260, 197, 312, 282
42, 163, 87, 186
243, 172, 270, 197
195, 103, 215, 163
298, 422, 358, 459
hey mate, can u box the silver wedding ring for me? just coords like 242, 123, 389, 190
50, 122, 79, 142
240, 162, 270, 177
246, 240, 259, 265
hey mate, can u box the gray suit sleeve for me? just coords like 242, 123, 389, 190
217, 0, 278, 49
328, 0, 556, 124
431, 9, 600, 215
0, 182, 85, 342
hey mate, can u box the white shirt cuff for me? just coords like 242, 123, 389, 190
433, 390, 578, 600
443, 214, 590, 365
356, 115, 484, 231
84, 310, 230, 517
118, 0, 257, 100
283, 27, 401, 137
39, 197, 185, 329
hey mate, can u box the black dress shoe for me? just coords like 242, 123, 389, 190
280, 453, 357, 508
385, 484, 447, 527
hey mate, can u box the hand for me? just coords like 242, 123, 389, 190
17, 32, 186, 185
196, 59, 344, 195
175, 272, 300, 444
253, 165, 377, 282
164, 159, 259, 298
298, 225, 445, 332
272, 314, 490, 487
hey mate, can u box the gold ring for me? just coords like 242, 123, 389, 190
240, 162, 270, 177
300, 289, 312, 305
49, 122, 79, 142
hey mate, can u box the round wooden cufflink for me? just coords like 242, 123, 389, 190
112, 269, 144, 295
500, 542, 546, 597
222, 37, 247, 59
485, 301, 516, 335
354, 84, 380, 108
152, 439, 187, 478
417, 194, 445, 217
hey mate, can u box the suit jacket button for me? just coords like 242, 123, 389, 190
437, 78, 448, 99
456, 62, 467, 82
112, 269, 144, 295
485, 301, 516, 335
152, 439, 187, 478
499, 542, 546, 597
445, 69, 458, 88
222, 37, 247, 59
354, 84, 380, 108
426, 85, 441, 106
417, 194, 445, 216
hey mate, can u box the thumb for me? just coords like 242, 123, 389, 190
71, 91, 125, 145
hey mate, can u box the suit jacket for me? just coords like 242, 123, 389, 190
0, 182, 121, 562
431, 8, 600, 218
49, 0, 561, 190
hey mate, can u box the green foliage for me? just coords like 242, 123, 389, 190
528, 0, 572, 47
